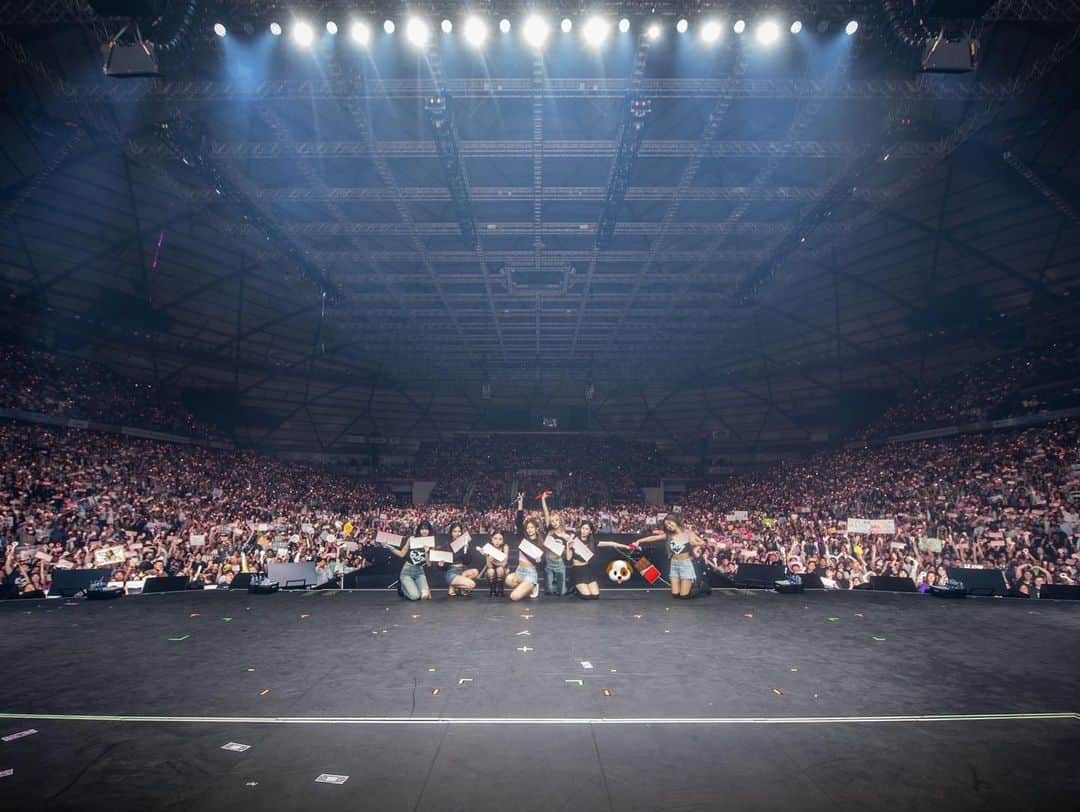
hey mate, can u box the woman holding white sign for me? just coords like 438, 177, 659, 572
505, 515, 544, 601
442, 522, 480, 597
389, 520, 434, 600
540, 491, 572, 596
479, 531, 509, 596
631, 514, 706, 598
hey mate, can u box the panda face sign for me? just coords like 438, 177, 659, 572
606, 560, 632, 584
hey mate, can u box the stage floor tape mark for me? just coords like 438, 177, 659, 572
0, 712, 1076, 726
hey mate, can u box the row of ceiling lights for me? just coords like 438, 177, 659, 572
212, 16, 859, 49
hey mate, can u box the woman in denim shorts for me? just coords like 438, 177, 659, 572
632, 514, 706, 598
389, 520, 433, 601
506, 516, 543, 601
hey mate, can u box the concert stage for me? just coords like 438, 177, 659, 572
2, 589, 1078, 810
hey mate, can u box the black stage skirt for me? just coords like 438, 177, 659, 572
569, 561, 598, 585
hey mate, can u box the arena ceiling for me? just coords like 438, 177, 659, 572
1, 1, 1080, 451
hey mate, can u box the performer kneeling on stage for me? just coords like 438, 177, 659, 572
390, 520, 434, 600
442, 522, 480, 597
506, 512, 544, 602
631, 515, 706, 598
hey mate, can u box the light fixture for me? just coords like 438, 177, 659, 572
523, 15, 550, 49
733, 19, 746, 34
351, 20, 371, 46
269, 21, 282, 36
701, 20, 722, 44
845, 20, 859, 35
384, 19, 395, 34
561, 18, 573, 33
499, 18, 511, 33
646, 22, 662, 40
790, 20, 803, 34
676, 18, 688, 33
755, 19, 780, 46
292, 20, 315, 48
618, 18, 630, 33
464, 16, 488, 47
213, 22, 226, 37
326, 20, 337, 35
583, 16, 610, 48
406, 17, 430, 47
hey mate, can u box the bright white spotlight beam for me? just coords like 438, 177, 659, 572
269, 21, 282, 36
523, 15, 550, 49
755, 19, 780, 46
582, 16, 610, 48
464, 16, 488, 47
701, 20, 721, 44
292, 20, 314, 48
213, 22, 226, 38
845, 20, 859, 35
733, 19, 746, 34
351, 21, 371, 46
646, 22, 662, 41
406, 17, 430, 47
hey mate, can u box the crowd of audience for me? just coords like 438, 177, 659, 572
0, 344, 220, 439
863, 342, 1080, 439
3, 412, 1077, 599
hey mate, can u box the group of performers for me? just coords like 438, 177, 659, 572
391, 493, 708, 602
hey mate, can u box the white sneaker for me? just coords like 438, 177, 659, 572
530, 583, 539, 598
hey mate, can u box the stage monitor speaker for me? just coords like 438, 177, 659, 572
142, 575, 190, 594
49, 568, 114, 597
945, 567, 1009, 598
869, 575, 918, 593
798, 573, 825, 590
735, 563, 785, 589
229, 573, 253, 590
929, 584, 967, 599
1039, 584, 1080, 601
87, 586, 124, 600
248, 578, 279, 595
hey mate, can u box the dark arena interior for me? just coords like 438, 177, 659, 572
2, 1, 1080, 810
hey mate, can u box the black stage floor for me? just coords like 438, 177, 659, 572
3, 588, 1079, 811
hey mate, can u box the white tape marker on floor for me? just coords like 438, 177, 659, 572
0, 712, 1075, 726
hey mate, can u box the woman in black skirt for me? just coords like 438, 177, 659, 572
569, 520, 633, 599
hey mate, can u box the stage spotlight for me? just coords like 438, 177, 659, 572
351, 21, 371, 46
646, 22, 662, 40
701, 20, 722, 44
384, 19, 396, 34
561, 18, 572, 33
733, 19, 746, 34
213, 22, 226, 37
619, 18, 630, 33
583, 16, 610, 48
326, 20, 337, 35
292, 20, 315, 48
499, 18, 511, 33
464, 16, 488, 47
269, 21, 282, 36
406, 18, 430, 47
756, 19, 780, 45
523, 15, 550, 49
790, 20, 803, 34
676, 18, 688, 33
441, 19, 452, 33
845, 20, 859, 35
